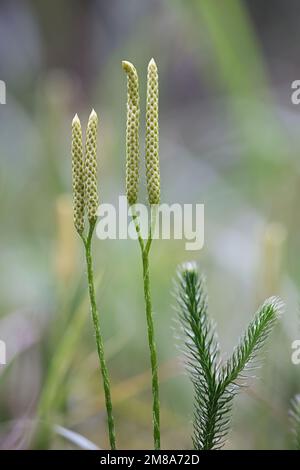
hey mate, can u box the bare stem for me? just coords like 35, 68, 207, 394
83, 220, 116, 450
132, 207, 161, 449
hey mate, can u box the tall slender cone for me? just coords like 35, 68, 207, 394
71, 114, 85, 234
122, 60, 140, 206
85, 109, 99, 222
145, 58, 160, 205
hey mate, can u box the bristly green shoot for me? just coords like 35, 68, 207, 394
176, 262, 282, 450
122, 58, 161, 450
71, 109, 116, 450
290, 395, 300, 450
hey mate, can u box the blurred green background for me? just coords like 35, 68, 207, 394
0, 0, 300, 450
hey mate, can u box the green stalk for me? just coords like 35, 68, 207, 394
133, 208, 160, 449
82, 220, 116, 450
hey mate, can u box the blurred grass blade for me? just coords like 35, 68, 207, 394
54, 424, 100, 450
37, 273, 102, 418
290, 395, 300, 450
187, 0, 290, 171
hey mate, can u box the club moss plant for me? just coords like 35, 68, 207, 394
122, 58, 161, 449
71, 110, 116, 449
175, 262, 283, 450
67, 62, 286, 451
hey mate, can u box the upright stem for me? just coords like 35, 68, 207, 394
132, 207, 161, 449
142, 248, 161, 449
84, 220, 116, 450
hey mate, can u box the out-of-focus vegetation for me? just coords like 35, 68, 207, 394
0, 0, 300, 449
